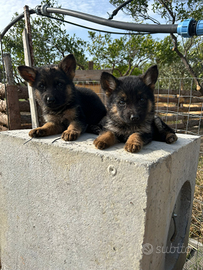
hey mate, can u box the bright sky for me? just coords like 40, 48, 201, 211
0, 0, 134, 39
0, 0, 168, 40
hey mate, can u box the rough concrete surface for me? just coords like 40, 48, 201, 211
0, 130, 200, 270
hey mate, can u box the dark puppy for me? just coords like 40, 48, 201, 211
18, 54, 106, 141
94, 65, 177, 153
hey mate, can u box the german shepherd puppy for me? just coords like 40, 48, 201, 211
94, 65, 177, 153
18, 54, 106, 141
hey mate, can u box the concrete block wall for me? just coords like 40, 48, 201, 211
0, 130, 200, 270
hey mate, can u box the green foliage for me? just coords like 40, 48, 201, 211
109, 0, 203, 90
110, 0, 203, 23
87, 32, 157, 76
2, 0, 87, 83
1, 0, 203, 84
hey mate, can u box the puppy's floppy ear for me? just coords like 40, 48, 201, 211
18, 66, 37, 85
100, 72, 118, 97
58, 54, 76, 80
141, 65, 158, 91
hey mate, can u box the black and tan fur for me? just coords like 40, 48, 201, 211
18, 54, 106, 141
94, 65, 177, 153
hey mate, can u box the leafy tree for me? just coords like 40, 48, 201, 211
87, 32, 157, 76
2, 0, 87, 83
110, 0, 203, 92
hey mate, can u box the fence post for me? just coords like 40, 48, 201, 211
3, 53, 15, 85
22, 6, 39, 129
88, 61, 93, 70
3, 54, 21, 130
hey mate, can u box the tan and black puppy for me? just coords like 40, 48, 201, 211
18, 54, 106, 141
94, 65, 177, 153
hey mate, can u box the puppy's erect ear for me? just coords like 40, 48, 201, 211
100, 72, 118, 97
58, 54, 76, 80
141, 65, 158, 91
18, 66, 37, 85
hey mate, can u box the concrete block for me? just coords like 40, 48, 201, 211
0, 130, 200, 270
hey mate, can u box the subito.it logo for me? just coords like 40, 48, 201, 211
142, 243, 154, 255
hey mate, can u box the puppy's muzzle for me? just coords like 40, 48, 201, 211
130, 114, 140, 122
45, 95, 56, 105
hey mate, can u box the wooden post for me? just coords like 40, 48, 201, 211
24, 5, 35, 66
3, 53, 15, 85
3, 54, 21, 130
88, 61, 93, 70
6, 85, 22, 130
22, 5, 39, 128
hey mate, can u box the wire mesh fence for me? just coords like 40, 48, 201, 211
155, 77, 203, 138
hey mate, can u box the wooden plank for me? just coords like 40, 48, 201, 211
22, 28, 39, 128
155, 95, 203, 104
155, 96, 178, 104
156, 105, 203, 113
0, 84, 29, 99
19, 100, 30, 112
156, 114, 184, 122
21, 114, 31, 124
74, 70, 110, 81
6, 85, 21, 130
154, 88, 203, 97
75, 84, 102, 95
17, 85, 29, 99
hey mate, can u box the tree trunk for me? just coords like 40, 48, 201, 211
170, 33, 203, 94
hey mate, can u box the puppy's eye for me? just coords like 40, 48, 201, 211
56, 82, 64, 88
118, 99, 126, 106
38, 83, 46, 90
139, 98, 146, 103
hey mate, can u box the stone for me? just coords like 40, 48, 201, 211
0, 130, 200, 270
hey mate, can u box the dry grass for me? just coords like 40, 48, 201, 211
190, 155, 203, 242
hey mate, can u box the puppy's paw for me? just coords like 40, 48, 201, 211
94, 131, 116, 150
29, 128, 47, 138
166, 133, 178, 144
124, 142, 142, 153
94, 137, 108, 150
125, 133, 143, 153
62, 129, 80, 141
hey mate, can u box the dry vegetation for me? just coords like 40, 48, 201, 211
190, 150, 203, 242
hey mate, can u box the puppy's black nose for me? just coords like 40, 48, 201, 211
130, 114, 139, 122
46, 96, 55, 104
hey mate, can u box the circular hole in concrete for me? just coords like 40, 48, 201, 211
165, 180, 191, 270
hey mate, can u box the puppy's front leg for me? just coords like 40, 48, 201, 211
125, 132, 153, 153
94, 131, 117, 150
29, 122, 64, 138
125, 133, 144, 153
62, 121, 85, 141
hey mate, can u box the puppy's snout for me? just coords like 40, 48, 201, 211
46, 95, 56, 105
130, 114, 140, 122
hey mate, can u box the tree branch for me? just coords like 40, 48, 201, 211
170, 33, 203, 93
